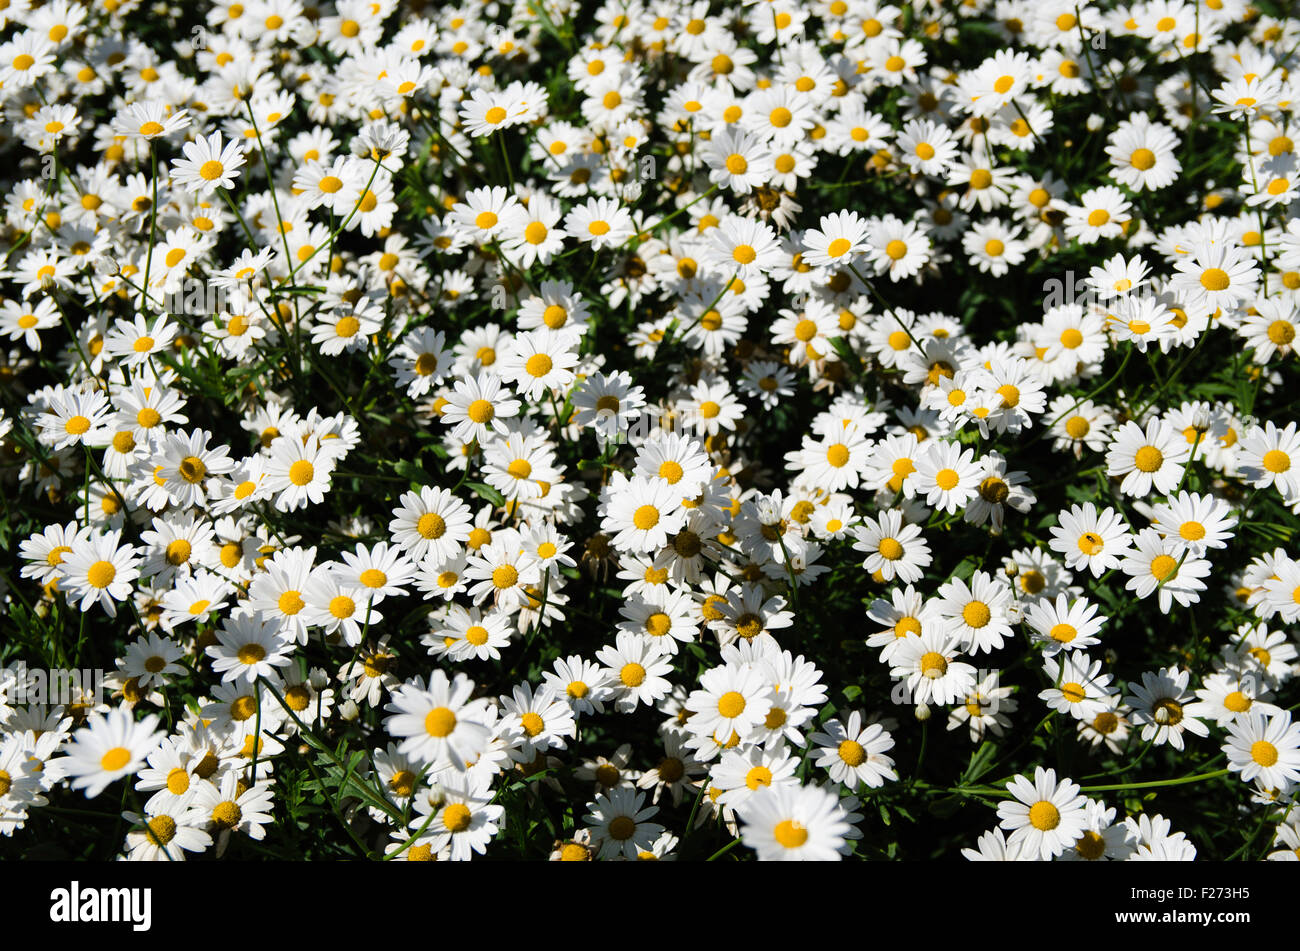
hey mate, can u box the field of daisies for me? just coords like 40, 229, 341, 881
2, 0, 1300, 863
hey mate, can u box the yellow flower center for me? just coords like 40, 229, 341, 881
425, 706, 457, 737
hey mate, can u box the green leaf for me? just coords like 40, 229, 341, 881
393, 459, 431, 486
961, 740, 999, 783
466, 481, 505, 506
927, 795, 963, 819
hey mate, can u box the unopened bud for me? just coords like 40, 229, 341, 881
914, 702, 931, 722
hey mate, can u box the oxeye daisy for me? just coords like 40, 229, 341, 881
584, 787, 666, 860
852, 509, 931, 584
112, 101, 191, 141
897, 117, 959, 176
171, 131, 246, 195
463, 541, 541, 610
459, 87, 523, 138
1186, 671, 1281, 728
913, 439, 982, 514
497, 329, 580, 401
184, 772, 275, 858
703, 128, 774, 193
1221, 624, 1298, 687
501, 193, 567, 268
961, 827, 1029, 861
704, 215, 782, 278
0, 295, 59, 351
1124, 812, 1197, 861
500, 682, 577, 759
801, 210, 869, 269
414, 777, 505, 861
1171, 238, 1260, 315
1120, 527, 1211, 613
123, 802, 212, 862
102, 313, 178, 367
934, 570, 1013, 654
303, 568, 379, 647
1086, 253, 1153, 301
60, 530, 142, 618
865, 213, 931, 281
1048, 396, 1115, 455
35, 386, 112, 452
562, 196, 635, 251
335, 542, 415, 605
1125, 666, 1210, 751
383, 670, 495, 771
684, 663, 774, 748
961, 48, 1034, 116
1224, 711, 1300, 791
1040, 652, 1117, 721
810, 711, 897, 790
595, 630, 674, 713
1064, 185, 1130, 244
1212, 74, 1283, 120
1148, 491, 1237, 554
263, 437, 334, 512
155, 428, 236, 509
737, 782, 852, 861
1238, 420, 1300, 504
53, 705, 164, 799
441, 374, 521, 444
617, 587, 699, 655
964, 219, 1027, 277
1106, 419, 1189, 497
962, 450, 1036, 531
206, 613, 293, 684
159, 574, 232, 632
388, 327, 452, 398
18, 519, 91, 587
711, 744, 800, 811
1048, 502, 1133, 577
1239, 298, 1299, 363
541, 655, 613, 717
1106, 114, 1181, 191
996, 767, 1088, 860
889, 628, 977, 706
311, 300, 382, 357
634, 431, 712, 497
1024, 594, 1106, 655
867, 584, 941, 664
428, 604, 514, 662
450, 185, 524, 242
246, 546, 318, 645
389, 486, 473, 564
948, 671, 1018, 742
601, 474, 688, 553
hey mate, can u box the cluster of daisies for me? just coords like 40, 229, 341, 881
1, 0, 1300, 862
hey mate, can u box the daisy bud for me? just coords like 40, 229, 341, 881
1086, 114, 1104, 132
914, 702, 931, 722
339, 699, 360, 721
